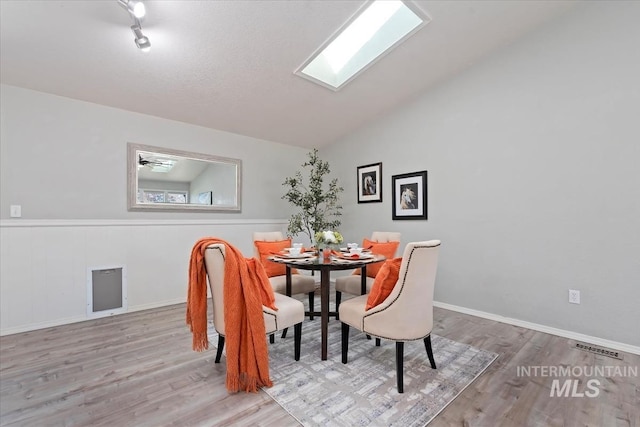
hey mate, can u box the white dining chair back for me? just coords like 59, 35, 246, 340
252, 231, 287, 258
369, 231, 402, 243
338, 240, 441, 393
203, 243, 304, 362
253, 231, 317, 322
335, 231, 401, 313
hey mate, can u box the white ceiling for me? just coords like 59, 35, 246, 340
0, 0, 577, 149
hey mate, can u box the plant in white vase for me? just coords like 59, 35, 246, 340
314, 230, 343, 261
314, 230, 344, 250
282, 149, 343, 244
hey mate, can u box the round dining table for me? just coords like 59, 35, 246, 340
269, 252, 385, 360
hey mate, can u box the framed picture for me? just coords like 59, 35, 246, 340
198, 191, 213, 205
357, 162, 382, 203
392, 170, 427, 220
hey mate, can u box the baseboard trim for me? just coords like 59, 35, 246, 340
0, 298, 186, 336
433, 301, 640, 356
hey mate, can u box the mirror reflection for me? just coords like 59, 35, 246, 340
127, 143, 242, 212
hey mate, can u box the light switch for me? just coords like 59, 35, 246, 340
10, 205, 21, 218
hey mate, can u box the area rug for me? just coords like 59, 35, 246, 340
209, 319, 498, 426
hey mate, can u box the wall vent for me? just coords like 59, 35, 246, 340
87, 266, 127, 318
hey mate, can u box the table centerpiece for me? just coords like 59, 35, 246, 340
315, 230, 343, 262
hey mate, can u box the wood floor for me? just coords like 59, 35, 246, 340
1, 295, 638, 427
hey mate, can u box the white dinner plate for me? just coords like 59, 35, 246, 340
276, 252, 315, 259
336, 253, 373, 260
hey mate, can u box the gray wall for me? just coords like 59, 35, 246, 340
139, 179, 189, 192
0, 85, 309, 333
190, 163, 237, 206
322, 1, 640, 346
0, 85, 305, 220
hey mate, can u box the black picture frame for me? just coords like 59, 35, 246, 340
392, 170, 427, 220
357, 162, 382, 203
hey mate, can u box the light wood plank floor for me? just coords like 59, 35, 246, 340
1, 297, 638, 426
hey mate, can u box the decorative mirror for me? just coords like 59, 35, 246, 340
127, 143, 242, 212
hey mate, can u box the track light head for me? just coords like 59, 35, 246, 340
135, 35, 151, 52
131, 24, 151, 52
118, 0, 146, 19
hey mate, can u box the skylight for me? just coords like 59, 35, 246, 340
295, 0, 430, 91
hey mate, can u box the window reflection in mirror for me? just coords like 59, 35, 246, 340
127, 143, 242, 212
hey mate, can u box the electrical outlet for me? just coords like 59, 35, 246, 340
569, 289, 581, 304
10, 205, 21, 218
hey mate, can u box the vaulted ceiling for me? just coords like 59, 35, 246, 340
0, 0, 577, 148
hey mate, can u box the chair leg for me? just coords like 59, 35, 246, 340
396, 341, 404, 393
215, 335, 225, 363
375, 338, 381, 346
424, 335, 437, 369
281, 328, 288, 339
335, 291, 342, 319
270, 333, 275, 344
308, 292, 315, 321
341, 322, 350, 364
294, 322, 302, 361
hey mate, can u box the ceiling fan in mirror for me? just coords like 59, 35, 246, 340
138, 154, 176, 172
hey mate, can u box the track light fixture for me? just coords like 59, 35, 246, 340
131, 20, 151, 52
118, 0, 150, 52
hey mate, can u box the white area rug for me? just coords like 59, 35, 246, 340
211, 319, 497, 426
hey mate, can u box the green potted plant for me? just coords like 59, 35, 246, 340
282, 149, 344, 248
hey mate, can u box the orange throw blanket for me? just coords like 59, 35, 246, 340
186, 237, 277, 393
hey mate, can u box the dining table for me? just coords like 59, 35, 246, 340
268, 251, 385, 360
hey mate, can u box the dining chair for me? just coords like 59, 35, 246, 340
339, 240, 441, 393
204, 243, 304, 363
335, 231, 401, 314
253, 231, 316, 320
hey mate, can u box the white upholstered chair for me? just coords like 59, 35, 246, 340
334, 231, 401, 313
253, 231, 317, 319
203, 243, 304, 362
339, 240, 441, 393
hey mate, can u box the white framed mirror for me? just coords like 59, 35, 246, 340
127, 143, 242, 212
